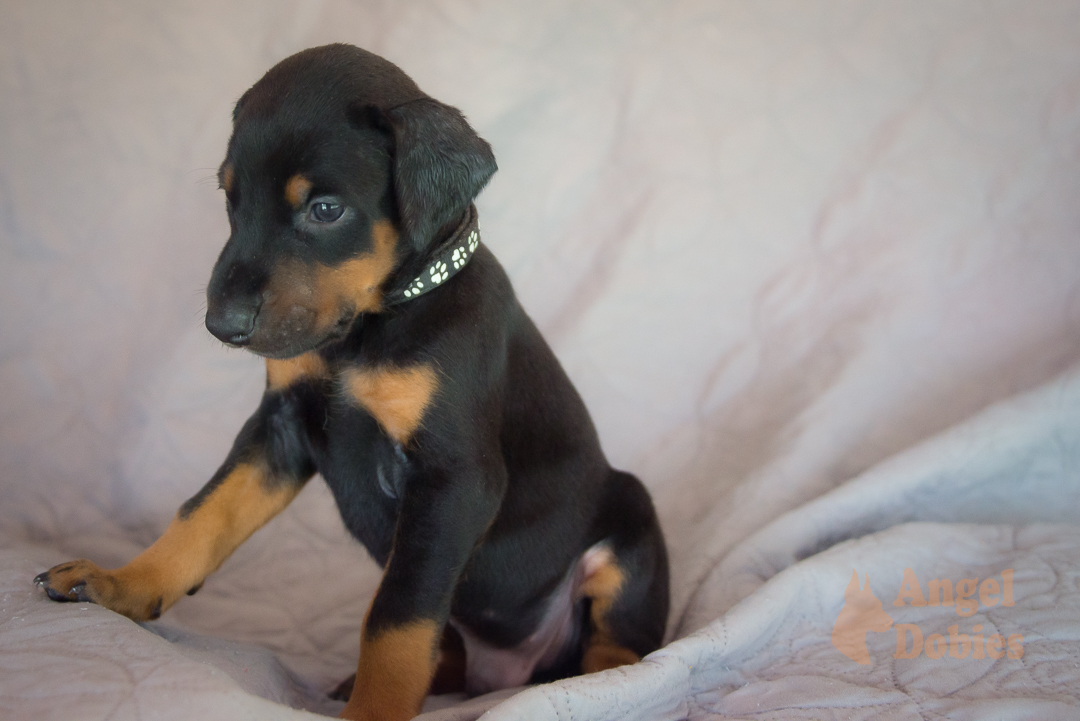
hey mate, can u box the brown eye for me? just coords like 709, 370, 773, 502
310, 202, 344, 223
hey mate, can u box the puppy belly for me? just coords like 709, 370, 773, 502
450, 556, 585, 696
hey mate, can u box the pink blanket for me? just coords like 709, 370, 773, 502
2, 2, 1079, 719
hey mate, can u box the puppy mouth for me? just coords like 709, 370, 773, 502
242, 310, 357, 359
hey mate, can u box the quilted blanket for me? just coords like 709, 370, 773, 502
2, 2, 1079, 719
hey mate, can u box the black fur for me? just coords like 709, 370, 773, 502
378, 98, 497, 252
206, 42, 669, 697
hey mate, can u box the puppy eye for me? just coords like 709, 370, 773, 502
310, 202, 345, 223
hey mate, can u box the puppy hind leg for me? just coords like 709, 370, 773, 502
428, 623, 467, 695
580, 545, 640, 673
581, 471, 670, 674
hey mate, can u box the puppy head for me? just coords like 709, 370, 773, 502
205, 44, 496, 359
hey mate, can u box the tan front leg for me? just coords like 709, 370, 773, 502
339, 618, 440, 721
35, 462, 303, 621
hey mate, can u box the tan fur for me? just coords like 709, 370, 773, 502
262, 220, 398, 332
266, 352, 329, 390
582, 638, 641, 673
315, 220, 398, 318
340, 620, 439, 721
580, 561, 625, 606
342, 364, 438, 444
39, 462, 304, 621
580, 549, 641, 674
221, 163, 234, 193
285, 173, 312, 209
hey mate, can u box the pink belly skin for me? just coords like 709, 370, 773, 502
450, 542, 612, 695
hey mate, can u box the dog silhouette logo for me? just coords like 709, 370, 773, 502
832, 570, 894, 665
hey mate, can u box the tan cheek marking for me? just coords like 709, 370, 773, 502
342, 364, 438, 444
580, 548, 641, 674
342, 619, 439, 721
266, 352, 329, 391
285, 173, 312, 209
314, 220, 398, 322
258, 221, 398, 341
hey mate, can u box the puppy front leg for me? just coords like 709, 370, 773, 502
341, 463, 504, 721
35, 385, 315, 621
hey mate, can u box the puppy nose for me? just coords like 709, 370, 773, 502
205, 300, 260, 346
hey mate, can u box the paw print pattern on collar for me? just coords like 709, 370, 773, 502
390, 205, 481, 306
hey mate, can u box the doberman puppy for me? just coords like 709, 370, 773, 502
34, 44, 669, 721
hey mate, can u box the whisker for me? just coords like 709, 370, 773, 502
185, 166, 223, 187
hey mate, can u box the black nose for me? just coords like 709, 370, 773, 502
205, 299, 260, 346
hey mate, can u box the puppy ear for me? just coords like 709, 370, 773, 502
232, 88, 253, 123
380, 98, 496, 250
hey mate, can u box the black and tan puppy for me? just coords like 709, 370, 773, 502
34, 44, 669, 721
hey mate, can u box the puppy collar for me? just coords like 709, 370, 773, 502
386, 205, 480, 306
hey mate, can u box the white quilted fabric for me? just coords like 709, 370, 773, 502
1, 2, 1078, 719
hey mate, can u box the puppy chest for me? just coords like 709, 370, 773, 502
268, 353, 438, 436
338, 363, 438, 445
267, 354, 437, 559
314, 407, 409, 564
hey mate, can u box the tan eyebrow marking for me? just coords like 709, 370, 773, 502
285, 174, 313, 209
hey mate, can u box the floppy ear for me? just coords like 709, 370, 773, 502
380, 98, 496, 250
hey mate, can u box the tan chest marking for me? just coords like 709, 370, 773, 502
266, 352, 329, 391
343, 364, 438, 444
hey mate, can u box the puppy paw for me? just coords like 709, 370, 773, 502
34, 560, 164, 621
